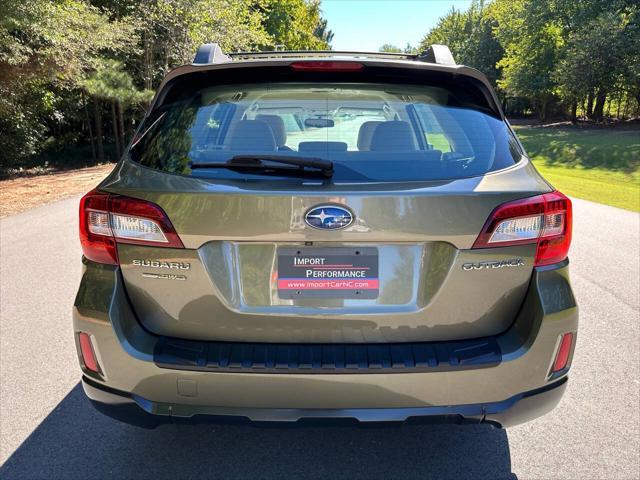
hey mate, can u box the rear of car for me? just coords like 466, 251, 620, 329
73, 47, 577, 427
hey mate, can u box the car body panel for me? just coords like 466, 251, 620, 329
73, 260, 576, 426
99, 158, 550, 343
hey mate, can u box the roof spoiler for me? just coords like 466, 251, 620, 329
193, 43, 231, 65
192, 43, 456, 66
416, 45, 456, 66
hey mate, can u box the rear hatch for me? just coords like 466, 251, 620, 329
100, 60, 552, 343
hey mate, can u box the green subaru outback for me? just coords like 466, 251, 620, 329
73, 44, 577, 427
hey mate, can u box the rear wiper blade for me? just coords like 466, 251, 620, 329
189, 154, 334, 178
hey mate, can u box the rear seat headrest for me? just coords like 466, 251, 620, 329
370, 121, 417, 151
357, 121, 383, 151
298, 141, 348, 152
256, 114, 287, 147
228, 120, 276, 151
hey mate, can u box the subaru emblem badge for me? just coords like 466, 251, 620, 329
305, 205, 354, 230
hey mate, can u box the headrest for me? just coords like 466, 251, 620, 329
357, 121, 382, 150
298, 141, 348, 153
256, 114, 287, 147
370, 121, 416, 151
228, 120, 276, 151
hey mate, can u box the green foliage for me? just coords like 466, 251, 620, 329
262, 0, 331, 50
0, 0, 332, 172
0, 0, 135, 169
83, 59, 152, 104
1, 0, 136, 84
554, 6, 639, 117
135, 0, 270, 76
314, 17, 334, 46
0, 82, 48, 164
494, 3, 564, 119
379, 44, 402, 53
419, 0, 503, 86
420, 0, 640, 121
378, 43, 416, 54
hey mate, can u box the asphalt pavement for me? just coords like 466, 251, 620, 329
0, 195, 638, 479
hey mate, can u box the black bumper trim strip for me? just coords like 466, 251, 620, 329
153, 336, 502, 374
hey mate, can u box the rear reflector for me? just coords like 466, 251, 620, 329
78, 332, 99, 373
79, 189, 183, 265
551, 332, 574, 373
290, 61, 364, 72
472, 191, 572, 266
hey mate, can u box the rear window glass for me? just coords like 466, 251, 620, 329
130, 82, 522, 182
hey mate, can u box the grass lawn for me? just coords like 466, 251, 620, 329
513, 126, 640, 212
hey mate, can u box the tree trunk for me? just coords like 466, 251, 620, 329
111, 101, 121, 160
126, 110, 134, 139
82, 91, 96, 162
117, 101, 126, 152
537, 97, 548, 122
569, 100, 577, 122
592, 88, 607, 120
586, 90, 595, 118
93, 97, 104, 162
144, 31, 153, 90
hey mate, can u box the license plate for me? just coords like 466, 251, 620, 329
277, 247, 379, 299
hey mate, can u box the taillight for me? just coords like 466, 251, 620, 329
79, 190, 117, 264
551, 332, 574, 374
79, 189, 183, 265
290, 61, 364, 72
472, 191, 572, 267
78, 332, 100, 373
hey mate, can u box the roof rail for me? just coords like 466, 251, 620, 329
193, 43, 231, 64
228, 50, 416, 61
192, 44, 456, 66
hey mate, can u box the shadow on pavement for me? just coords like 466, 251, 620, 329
1, 383, 516, 480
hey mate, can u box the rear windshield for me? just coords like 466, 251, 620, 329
130, 82, 522, 182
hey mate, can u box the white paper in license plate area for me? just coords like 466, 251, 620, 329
277, 247, 379, 299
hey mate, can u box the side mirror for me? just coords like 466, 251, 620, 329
305, 118, 335, 128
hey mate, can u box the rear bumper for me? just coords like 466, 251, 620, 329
82, 374, 567, 428
73, 260, 578, 427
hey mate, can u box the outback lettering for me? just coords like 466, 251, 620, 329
462, 258, 525, 271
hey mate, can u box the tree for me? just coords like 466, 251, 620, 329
554, 5, 639, 119
0, 0, 136, 168
132, 0, 270, 87
314, 17, 334, 46
0, 0, 272, 169
379, 44, 401, 53
416, 0, 639, 121
261, 0, 331, 50
419, 1, 503, 87
403, 43, 417, 54
83, 59, 153, 160
489, 0, 565, 120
